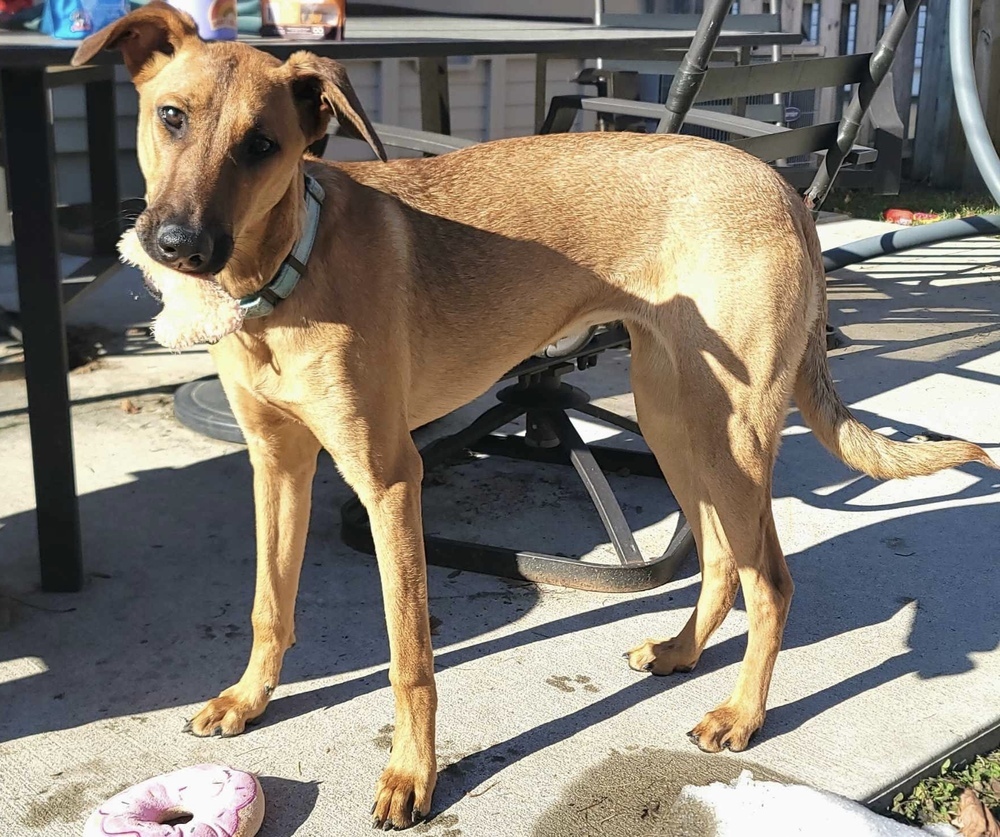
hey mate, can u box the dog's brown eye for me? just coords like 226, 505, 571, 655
247, 135, 277, 158
158, 106, 186, 133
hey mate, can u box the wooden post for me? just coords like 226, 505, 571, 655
779, 0, 803, 39
892, 0, 919, 150
854, 0, 880, 145
419, 56, 451, 135
816, 0, 843, 123
854, 0, 878, 54
915, 0, 1000, 189
912, 0, 965, 186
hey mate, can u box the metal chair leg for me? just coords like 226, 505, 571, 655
420, 401, 525, 469
339, 367, 695, 593
576, 402, 641, 436
549, 410, 645, 567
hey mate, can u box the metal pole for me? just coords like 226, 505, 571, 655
594, 0, 603, 70
803, 0, 921, 210
771, 0, 783, 117
656, 0, 735, 134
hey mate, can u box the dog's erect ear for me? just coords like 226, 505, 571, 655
286, 52, 388, 163
71, 1, 200, 79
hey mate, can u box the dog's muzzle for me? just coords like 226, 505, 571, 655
142, 217, 234, 276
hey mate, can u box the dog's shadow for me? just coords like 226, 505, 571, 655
418, 495, 1000, 816
1, 215, 998, 833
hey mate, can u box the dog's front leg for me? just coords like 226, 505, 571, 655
332, 424, 437, 830
187, 384, 321, 737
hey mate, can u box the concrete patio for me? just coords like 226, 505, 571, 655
1, 215, 998, 836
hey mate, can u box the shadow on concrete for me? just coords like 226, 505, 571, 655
256, 776, 321, 837
0, 449, 545, 745
1, 239, 998, 831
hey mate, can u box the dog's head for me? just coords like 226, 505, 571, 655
72, 1, 385, 277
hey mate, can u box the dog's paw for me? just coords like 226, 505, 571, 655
184, 686, 268, 738
623, 637, 699, 675
371, 755, 436, 830
686, 704, 764, 753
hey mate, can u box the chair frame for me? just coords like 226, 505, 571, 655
336, 0, 920, 592
541, 53, 904, 198
336, 125, 696, 593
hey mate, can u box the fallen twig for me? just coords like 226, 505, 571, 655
467, 781, 500, 799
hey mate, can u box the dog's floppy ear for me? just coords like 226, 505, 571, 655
287, 52, 387, 162
71, 0, 200, 79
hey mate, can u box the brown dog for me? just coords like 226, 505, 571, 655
73, 5, 996, 829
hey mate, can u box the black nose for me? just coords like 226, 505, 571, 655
155, 223, 214, 272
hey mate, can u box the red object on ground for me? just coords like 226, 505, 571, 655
913, 211, 942, 222
884, 208, 914, 225
0, 0, 32, 13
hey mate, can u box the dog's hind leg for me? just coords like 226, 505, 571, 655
624, 324, 740, 676
688, 511, 792, 753
187, 382, 321, 737
623, 321, 794, 752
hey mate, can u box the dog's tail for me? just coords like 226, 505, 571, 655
793, 246, 996, 482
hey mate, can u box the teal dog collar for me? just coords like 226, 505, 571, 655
239, 174, 325, 319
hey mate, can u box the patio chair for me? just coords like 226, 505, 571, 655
547, 11, 786, 134
335, 0, 915, 593
540, 51, 905, 199
333, 122, 695, 593
538, 0, 914, 351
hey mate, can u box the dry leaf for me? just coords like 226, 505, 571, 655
958, 788, 1000, 837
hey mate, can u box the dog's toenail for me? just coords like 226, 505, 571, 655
372, 818, 382, 829
370, 803, 377, 816
686, 731, 701, 746
182, 720, 193, 733
621, 652, 630, 659
641, 662, 653, 672
412, 809, 425, 823
212, 726, 222, 737
382, 821, 394, 831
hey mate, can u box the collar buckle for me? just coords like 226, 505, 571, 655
239, 173, 325, 319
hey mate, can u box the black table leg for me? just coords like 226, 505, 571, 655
1, 66, 84, 592
85, 73, 121, 256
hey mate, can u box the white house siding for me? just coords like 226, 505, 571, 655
0, 0, 638, 242
46, 54, 589, 206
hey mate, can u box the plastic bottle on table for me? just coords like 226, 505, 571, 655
169, 0, 237, 41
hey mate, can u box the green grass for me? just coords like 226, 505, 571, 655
891, 752, 1000, 827
825, 183, 1000, 222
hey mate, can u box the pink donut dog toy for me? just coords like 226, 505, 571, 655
83, 764, 264, 837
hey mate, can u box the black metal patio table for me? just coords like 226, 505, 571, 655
0, 14, 800, 593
